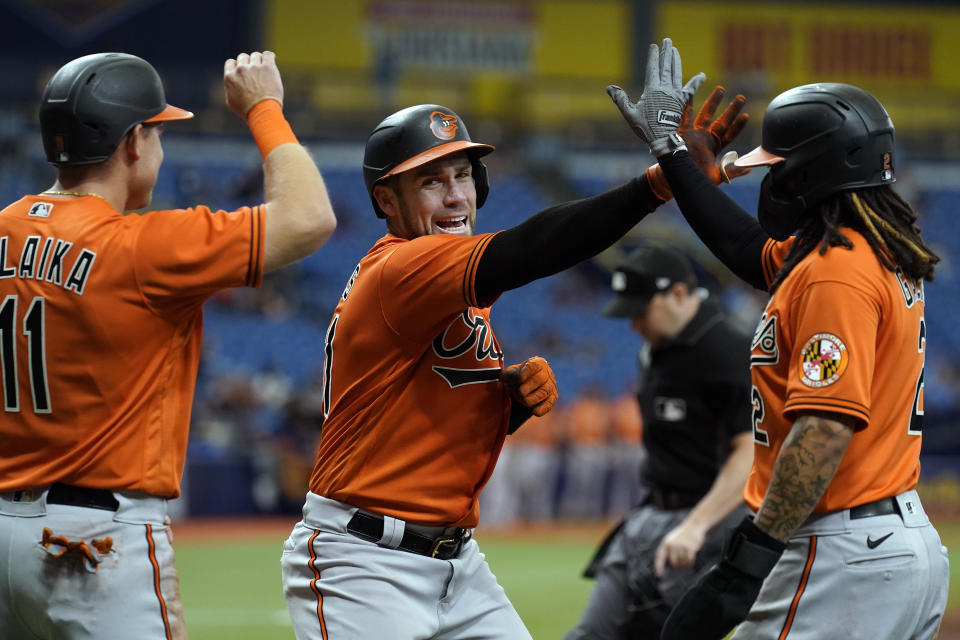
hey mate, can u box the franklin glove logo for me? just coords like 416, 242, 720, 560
657, 109, 682, 126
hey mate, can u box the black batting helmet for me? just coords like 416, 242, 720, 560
39, 52, 193, 165
363, 104, 495, 218
734, 83, 895, 240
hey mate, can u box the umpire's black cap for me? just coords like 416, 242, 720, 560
601, 246, 696, 317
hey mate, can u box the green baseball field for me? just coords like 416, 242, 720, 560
174, 516, 960, 639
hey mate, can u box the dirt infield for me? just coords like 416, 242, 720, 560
942, 614, 960, 640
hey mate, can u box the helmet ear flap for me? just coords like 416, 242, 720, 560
472, 158, 489, 209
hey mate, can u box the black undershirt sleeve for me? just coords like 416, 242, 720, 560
507, 401, 535, 435
657, 151, 770, 291
474, 175, 664, 305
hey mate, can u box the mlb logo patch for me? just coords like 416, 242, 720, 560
612, 271, 627, 291
28, 202, 53, 218
654, 396, 686, 422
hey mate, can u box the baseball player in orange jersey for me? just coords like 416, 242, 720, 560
280, 46, 751, 638
0, 51, 335, 639
607, 39, 948, 639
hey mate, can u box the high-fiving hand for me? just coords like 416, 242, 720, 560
680, 86, 752, 185
224, 51, 284, 119
607, 37, 705, 157
644, 85, 753, 201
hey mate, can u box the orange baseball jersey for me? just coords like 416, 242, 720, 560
746, 229, 925, 512
565, 393, 612, 448
0, 195, 263, 497
309, 232, 511, 528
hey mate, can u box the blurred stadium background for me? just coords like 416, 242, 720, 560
2, 0, 960, 637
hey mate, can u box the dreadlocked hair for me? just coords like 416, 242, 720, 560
769, 185, 939, 294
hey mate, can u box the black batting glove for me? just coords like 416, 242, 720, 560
660, 516, 786, 640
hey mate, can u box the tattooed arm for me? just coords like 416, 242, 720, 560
754, 411, 857, 541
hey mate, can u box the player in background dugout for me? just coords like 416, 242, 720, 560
605, 38, 948, 640
279, 50, 753, 638
0, 51, 336, 639
567, 246, 753, 639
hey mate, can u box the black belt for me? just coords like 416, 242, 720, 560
46, 483, 119, 512
647, 486, 703, 510
849, 497, 900, 520
346, 511, 468, 560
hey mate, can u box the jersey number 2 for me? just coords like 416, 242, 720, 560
0, 295, 51, 413
908, 317, 925, 435
751, 386, 769, 446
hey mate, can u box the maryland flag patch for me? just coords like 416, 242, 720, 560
799, 333, 849, 387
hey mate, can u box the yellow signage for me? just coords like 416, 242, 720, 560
267, 0, 628, 79
658, 3, 960, 91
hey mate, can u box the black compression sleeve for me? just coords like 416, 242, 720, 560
507, 401, 535, 435
474, 175, 663, 305
657, 151, 770, 291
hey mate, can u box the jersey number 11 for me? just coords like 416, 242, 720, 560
0, 295, 51, 414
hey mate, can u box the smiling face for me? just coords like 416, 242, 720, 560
374, 152, 477, 239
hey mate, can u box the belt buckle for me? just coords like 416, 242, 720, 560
430, 536, 459, 558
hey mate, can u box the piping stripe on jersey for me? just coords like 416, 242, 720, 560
246, 206, 263, 288
254, 206, 263, 285
462, 234, 495, 308
461, 235, 484, 307
778, 535, 817, 639
246, 208, 256, 287
762, 238, 778, 288
307, 529, 329, 639
146, 524, 173, 640
784, 397, 870, 423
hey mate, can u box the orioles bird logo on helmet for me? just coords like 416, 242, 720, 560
430, 111, 459, 140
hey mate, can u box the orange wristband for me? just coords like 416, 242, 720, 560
247, 99, 298, 158
645, 165, 673, 202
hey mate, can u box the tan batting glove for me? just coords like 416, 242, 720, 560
500, 356, 558, 417
224, 51, 285, 118
646, 85, 752, 201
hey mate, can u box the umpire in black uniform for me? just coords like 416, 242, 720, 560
566, 246, 754, 639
